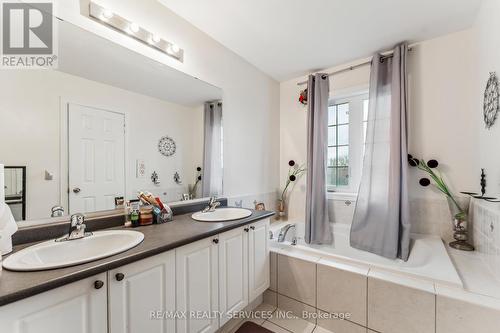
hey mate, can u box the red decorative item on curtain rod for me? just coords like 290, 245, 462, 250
299, 88, 307, 105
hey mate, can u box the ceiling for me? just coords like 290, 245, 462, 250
58, 20, 222, 107
158, 0, 482, 81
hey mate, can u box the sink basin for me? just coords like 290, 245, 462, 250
3, 230, 144, 271
192, 208, 252, 222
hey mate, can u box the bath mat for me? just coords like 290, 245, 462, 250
235, 321, 274, 333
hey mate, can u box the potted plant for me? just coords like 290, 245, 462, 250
188, 167, 202, 199
408, 155, 474, 251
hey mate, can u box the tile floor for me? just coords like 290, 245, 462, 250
229, 302, 335, 333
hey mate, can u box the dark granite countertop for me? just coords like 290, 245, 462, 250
0, 209, 274, 306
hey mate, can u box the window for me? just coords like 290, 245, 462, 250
327, 103, 349, 187
327, 91, 369, 192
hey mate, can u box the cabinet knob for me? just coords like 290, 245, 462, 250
94, 280, 104, 289
213, 238, 219, 244
244, 227, 249, 232
250, 226, 255, 230
115, 273, 125, 281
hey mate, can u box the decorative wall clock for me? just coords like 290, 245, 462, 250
484, 72, 499, 129
158, 136, 176, 156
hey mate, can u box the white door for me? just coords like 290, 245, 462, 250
68, 103, 125, 214
4, 168, 22, 196
218, 226, 248, 326
248, 218, 270, 302
0, 273, 107, 333
108, 250, 176, 333
176, 237, 219, 333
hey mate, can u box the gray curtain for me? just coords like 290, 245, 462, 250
305, 74, 333, 245
202, 101, 223, 197
350, 43, 411, 260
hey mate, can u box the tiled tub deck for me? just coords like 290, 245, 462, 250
265, 248, 500, 333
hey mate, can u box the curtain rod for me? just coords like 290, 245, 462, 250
297, 45, 415, 86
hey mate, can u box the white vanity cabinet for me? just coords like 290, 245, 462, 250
0, 273, 107, 333
218, 225, 249, 326
248, 218, 270, 300
108, 250, 176, 333
176, 236, 220, 333
176, 218, 270, 332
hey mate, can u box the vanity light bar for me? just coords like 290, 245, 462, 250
89, 2, 184, 62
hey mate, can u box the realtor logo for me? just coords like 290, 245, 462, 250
1, 1, 57, 68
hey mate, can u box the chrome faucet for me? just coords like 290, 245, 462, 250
202, 197, 221, 213
51, 205, 64, 217
278, 224, 296, 243
56, 213, 92, 242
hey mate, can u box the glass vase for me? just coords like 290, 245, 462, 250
446, 196, 474, 251
277, 199, 286, 220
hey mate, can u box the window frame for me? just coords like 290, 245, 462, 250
327, 102, 350, 188
327, 87, 369, 194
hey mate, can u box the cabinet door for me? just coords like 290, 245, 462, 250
218, 226, 248, 326
248, 218, 270, 301
0, 273, 107, 333
108, 250, 176, 333
176, 236, 219, 333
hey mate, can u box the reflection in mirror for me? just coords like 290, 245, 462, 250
202, 101, 224, 197
0, 21, 223, 223
4, 166, 26, 221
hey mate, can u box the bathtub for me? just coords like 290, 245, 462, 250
270, 222, 463, 287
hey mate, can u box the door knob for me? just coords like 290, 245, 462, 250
115, 273, 125, 281
250, 226, 255, 230
213, 238, 219, 244
94, 280, 104, 289
73, 187, 81, 194
244, 227, 249, 232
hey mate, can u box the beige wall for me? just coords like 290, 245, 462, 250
475, 0, 500, 200
407, 29, 477, 201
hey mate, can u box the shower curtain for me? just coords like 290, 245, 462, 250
305, 73, 333, 245
350, 43, 411, 260
202, 101, 223, 197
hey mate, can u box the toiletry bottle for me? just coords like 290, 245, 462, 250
131, 209, 139, 228
124, 200, 132, 227
129, 199, 140, 227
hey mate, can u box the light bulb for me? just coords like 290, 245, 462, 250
102, 9, 113, 19
171, 43, 180, 53
129, 23, 140, 33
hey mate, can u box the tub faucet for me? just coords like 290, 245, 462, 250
202, 197, 221, 213
51, 205, 64, 217
278, 224, 296, 243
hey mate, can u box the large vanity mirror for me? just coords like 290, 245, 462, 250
0, 21, 223, 224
